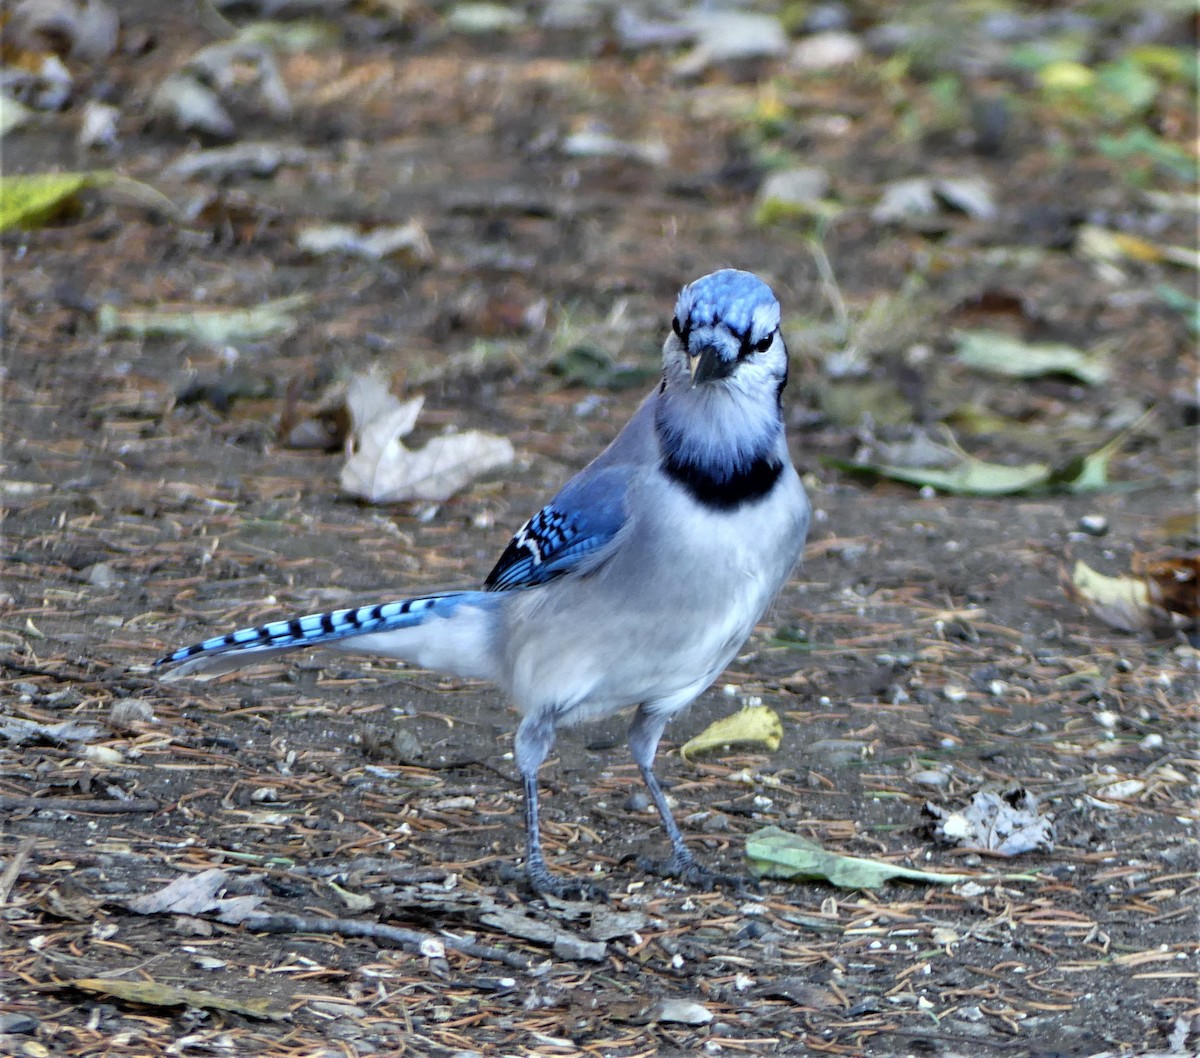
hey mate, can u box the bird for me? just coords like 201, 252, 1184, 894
156, 268, 811, 898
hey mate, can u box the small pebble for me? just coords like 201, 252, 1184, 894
0, 1013, 38, 1034
110, 698, 155, 729
1078, 514, 1108, 536
803, 3, 852, 33
757, 166, 831, 206
79, 100, 120, 150
85, 562, 121, 589
790, 30, 863, 71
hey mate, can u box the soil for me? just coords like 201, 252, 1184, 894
2, 3, 1197, 1056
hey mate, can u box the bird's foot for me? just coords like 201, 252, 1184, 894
523, 859, 607, 902
638, 850, 756, 894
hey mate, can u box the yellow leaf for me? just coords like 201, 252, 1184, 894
0, 171, 114, 231
69, 978, 289, 1022
680, 705, 782, 762
1038, 61, 1095, 92
1069, 560, 1152, 633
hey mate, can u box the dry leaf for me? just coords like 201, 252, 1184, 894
651, 999, 713, 1025
126, 868, 229, 915
0, 717, 104, 745
1068, 555, 1197, 633
925, 789, 1055, 856
97, 294, 308, 344
340, 372, 513, 503
126, 867, 264, 921
297, 220, 433, 262
344, 372, 424, 438
1134, 551, 1199, 625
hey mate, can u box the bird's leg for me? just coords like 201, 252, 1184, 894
629, 704, 749, 891
514, 713, 603, 900
628, 705, 697, 873
637, 760, 699, 875
520, 771, 560, 895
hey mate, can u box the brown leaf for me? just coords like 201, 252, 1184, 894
1134, 551, 1199, 625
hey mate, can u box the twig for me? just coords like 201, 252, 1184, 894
0, 796, 160, 814
806, 234, 849, 334
0, 837, 36, 905
242, 912, 533, 971
0, 658, 75, 681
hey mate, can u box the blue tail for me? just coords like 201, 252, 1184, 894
156, 591, 482, 677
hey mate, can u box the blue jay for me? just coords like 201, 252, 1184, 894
157, 269, 811, 897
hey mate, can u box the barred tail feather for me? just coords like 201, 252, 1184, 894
156, 591, 498, 681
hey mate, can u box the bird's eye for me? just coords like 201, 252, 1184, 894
671, 316, 683, 337
753, 333, 774, 353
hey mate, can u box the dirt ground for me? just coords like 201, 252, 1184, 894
2, 2, 1197, 1056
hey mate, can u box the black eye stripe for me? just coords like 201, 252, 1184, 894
678, 316, 776, 357
738, 329, 775, 358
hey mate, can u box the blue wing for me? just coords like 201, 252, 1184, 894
484, 466, 630, 591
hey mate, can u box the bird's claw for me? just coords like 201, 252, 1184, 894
638, 852, 756, 894
523, 860, 607, 902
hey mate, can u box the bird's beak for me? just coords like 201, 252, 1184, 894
688, 345, 733, 386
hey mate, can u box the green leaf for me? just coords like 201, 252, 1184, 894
746, 826, 973, 887
753, 197, 842, 228
955, 329, 1109, 386
0, 171, 114, 231
1009, 37, 1089, 73
1096, 128, 1195, 182
1156, 284, 1200, 334
1127, 44, 1196, 83
549, 344, 656, 391
829, 418, 1146, 497
1095, 56, 1161, 119
829, 450, 1051, 496
1045, 408, 1154, 493
0, 95, 33, 138
817, 379, 914, 428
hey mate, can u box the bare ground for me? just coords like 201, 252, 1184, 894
2, 3, 1198, 1056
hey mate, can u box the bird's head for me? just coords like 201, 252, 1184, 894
664, 269, 786, 398
655, 269, 790, 476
